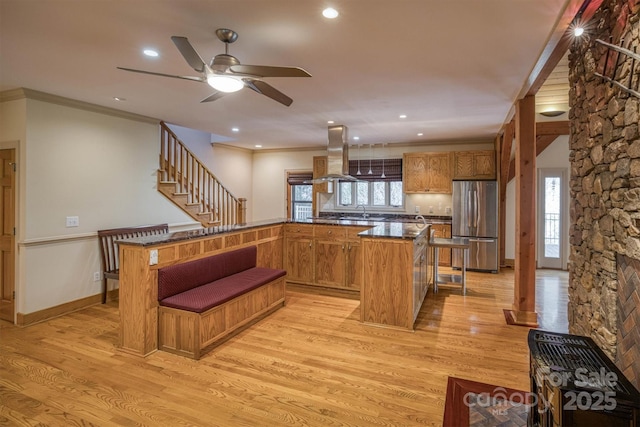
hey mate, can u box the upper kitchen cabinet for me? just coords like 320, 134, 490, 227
453, 150, 496, 179
312, 156, 332, 194
403, 152, 452, 194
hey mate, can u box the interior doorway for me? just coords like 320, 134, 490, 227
0, 149, 16, 322
537, 168, 566, 269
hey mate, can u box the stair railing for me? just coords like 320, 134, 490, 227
159, 121, 245, 226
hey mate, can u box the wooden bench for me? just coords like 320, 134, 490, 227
97, 223, 169, 303
157, 246, 286, 359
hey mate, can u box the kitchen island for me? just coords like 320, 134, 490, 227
116, 217, 434, 356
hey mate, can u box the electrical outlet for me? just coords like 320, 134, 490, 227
414, 206, 420, 213
93, 272, 101, 281
66, 216, 79, 227
149, 249, 158, 266
429, 206, 434, 214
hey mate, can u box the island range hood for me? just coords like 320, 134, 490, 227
308, 125, 359, 183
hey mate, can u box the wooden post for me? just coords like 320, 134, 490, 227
499, 121, 514, 268
237, 198, 247, 225
507, 95, 538, 327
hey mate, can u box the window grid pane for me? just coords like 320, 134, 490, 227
356, 182, 369, 205
390, 182, 403, 206
372, 182, 386, 205
293, 185, 313, 202
340, 182, 352, 205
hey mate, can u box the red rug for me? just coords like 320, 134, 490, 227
443, 377, 532, 427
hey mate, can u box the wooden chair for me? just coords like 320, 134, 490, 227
97, 223, 169, 303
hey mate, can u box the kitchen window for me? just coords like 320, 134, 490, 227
287, 171, 313, 220
338, 158, 403, 209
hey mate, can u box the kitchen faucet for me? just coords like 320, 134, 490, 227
357, 204, 369, 219
415, 215, 427, 226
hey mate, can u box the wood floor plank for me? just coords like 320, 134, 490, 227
0, 269, 568, 426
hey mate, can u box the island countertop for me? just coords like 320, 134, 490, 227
116, 217, 430, 246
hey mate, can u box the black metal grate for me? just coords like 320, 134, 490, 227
528, 330, 629, 395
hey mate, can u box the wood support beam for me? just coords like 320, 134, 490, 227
499, 121, 514, 268
507, 121, 569, 182
536, 120, 570, 136
521, 0, 605, 97
507, 95, 538, 327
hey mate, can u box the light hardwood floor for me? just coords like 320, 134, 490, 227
0, 268, 567, 426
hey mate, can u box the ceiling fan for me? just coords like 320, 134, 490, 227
117, 28, 311, 107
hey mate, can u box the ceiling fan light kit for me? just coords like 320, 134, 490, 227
207, 75, 244, 93
118, 28, 311, 106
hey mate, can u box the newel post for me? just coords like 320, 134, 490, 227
237, 198, 247, 224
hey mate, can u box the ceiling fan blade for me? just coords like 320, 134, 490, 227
251, 80, 293, 106
171, 36, 207, 73
117, 67, 205, 82
244, 79, 261, 93
200, 92, 227, 103
230, 64, 311, 78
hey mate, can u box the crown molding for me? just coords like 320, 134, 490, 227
0, 88, 159, 125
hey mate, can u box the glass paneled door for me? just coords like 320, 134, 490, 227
537, 169, 566, 269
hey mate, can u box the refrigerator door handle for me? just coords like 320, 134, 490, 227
469, 238, 497, 243
474, 190, 479, 229
467, 190, 473, 228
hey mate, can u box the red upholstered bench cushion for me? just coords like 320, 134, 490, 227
158, 246, 257, 301
159, 267, 286, 313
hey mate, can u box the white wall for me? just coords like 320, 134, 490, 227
2, 97, 197, 315
252, 149, 325, 220
505, 135, 570, 268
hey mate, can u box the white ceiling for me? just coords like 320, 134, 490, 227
0, 0, 570, 150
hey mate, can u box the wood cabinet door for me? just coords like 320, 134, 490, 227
473, 151, 496, 178
285, 237, 314, 284
313, 156, 330, 194
345, 240, 363, 290
426, 153, 452, 193
453, 150, 496, 179
453, 152, 474, 178
403, 153, 428, 193
314, 239, 346, 288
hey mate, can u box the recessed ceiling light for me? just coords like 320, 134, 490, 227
113, 97, 126, 102
231, 127, 239, 132
255, 145, 262, 148
143, 49, 159, 57
417, 133, 423, 136
399, 114, 407, 119
327, 120, 335, 124
322, 7, 339, 19
353, 136, 360, 141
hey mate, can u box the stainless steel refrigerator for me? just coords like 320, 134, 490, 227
452, 180, 498, 273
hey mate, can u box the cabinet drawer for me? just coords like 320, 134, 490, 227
314, 225, 346, 239
285, 224, 314, 237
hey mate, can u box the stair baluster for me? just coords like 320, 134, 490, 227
157, 121, 244, 227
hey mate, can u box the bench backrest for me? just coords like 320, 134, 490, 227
98, 224, 169, 274
157, 246, 257, 301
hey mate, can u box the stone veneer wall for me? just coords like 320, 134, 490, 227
568, 0, 640, 388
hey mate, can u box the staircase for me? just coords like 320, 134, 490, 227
157, 122, 246, 227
